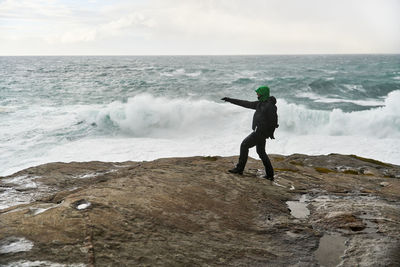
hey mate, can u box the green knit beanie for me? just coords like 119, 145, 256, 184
255, 85, 270, 101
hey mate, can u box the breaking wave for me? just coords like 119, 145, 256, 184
279, 90, 400, 138
80, 94, 245, 138
81, 91, 400, 139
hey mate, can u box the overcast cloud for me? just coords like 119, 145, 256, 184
0, 0, 399, 55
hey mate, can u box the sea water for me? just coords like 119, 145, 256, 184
1, 55, 399, 176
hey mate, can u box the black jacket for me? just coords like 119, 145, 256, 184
225, 96, 278, 139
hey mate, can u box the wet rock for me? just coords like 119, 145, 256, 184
0, 154, 399, 266
324, 212, 366, 231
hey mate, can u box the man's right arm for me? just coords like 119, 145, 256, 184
221, 97, 258, 109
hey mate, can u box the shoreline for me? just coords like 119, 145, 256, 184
2, 151, 399, 179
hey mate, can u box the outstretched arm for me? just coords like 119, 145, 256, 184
221, 97, 258, 109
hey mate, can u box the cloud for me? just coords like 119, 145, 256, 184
44, 11, 155, 44
47, 28, 97, 44
0, 0, 72, 19
1, 0, 399, 54
103, 13, 155, 31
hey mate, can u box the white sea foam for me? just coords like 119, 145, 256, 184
3, 175, 38, 190
282, 90, 400, 138
0, 237, 33, 254
323, 70, 339, 74
160, 68, 201, 77
343, 84, 366, 92
298, 91, 383, 106
83, 91, 400, 139
1, 91, 399, 177
80, 93, 245, 138
0, 175, 45, 210
315, 98, 382, 106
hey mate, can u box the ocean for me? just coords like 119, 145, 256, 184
1, 55, 399, 176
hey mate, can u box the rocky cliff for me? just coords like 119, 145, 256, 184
1, 154, 399, 266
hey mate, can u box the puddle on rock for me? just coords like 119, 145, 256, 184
315, 233, 347, 267
286, 194, 310, 219
72, 199, 91, 210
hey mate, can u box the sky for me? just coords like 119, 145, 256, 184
0, 0, 399, 55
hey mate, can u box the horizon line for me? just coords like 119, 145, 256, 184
1, 53, 399, 57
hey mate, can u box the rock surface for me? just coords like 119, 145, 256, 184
0, 154, 399, 266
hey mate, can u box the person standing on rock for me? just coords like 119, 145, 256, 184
221, 85, 278, 180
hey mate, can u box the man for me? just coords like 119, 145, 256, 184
221, 85, 278, 180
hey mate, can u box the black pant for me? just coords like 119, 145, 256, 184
236, 132, 274, 177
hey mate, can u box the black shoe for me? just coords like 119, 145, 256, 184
263, 175, 274, 181
228, 168, 243, 175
